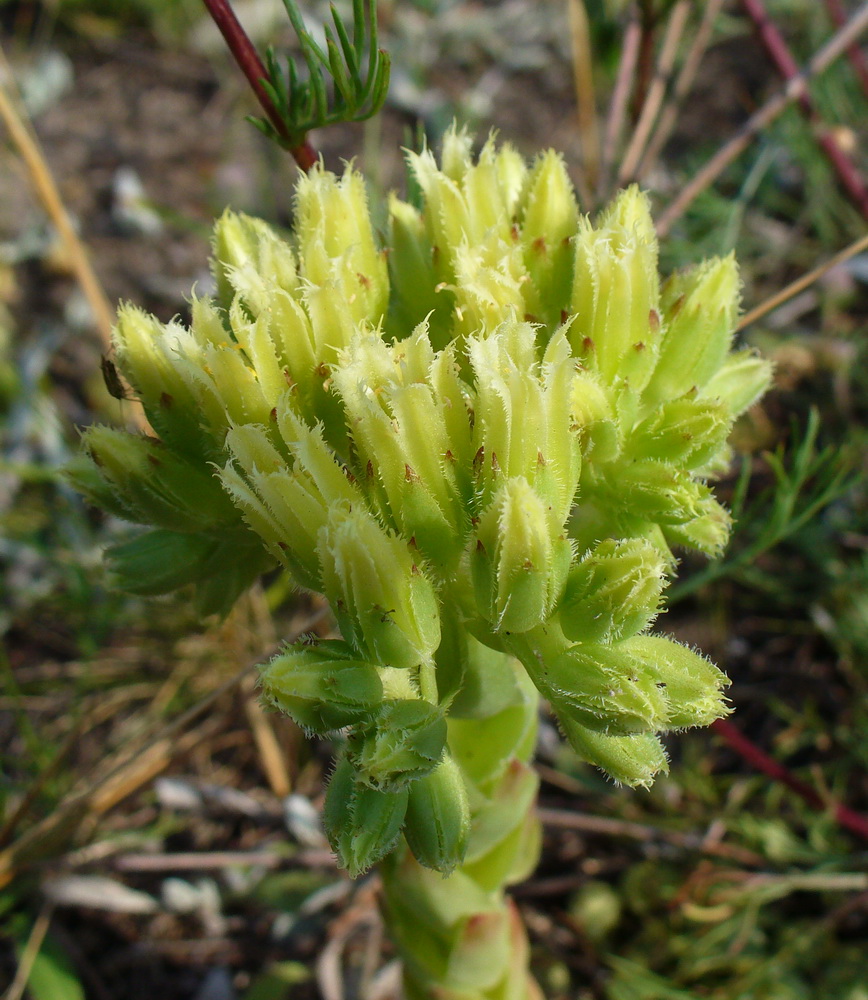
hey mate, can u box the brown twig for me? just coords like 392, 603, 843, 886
201, 0, 317, 171
741, 0, 868, 218
637, 0, 726, 180
6, 904, 53, 1000
656, 2, 868, 236
711, 718, 868, 841
617, 0, 691, 186
824, 0, 868, 96
632, 0, 659, 120
568, 0, 601, 191
0, 607, 329, 890
537, 807, 764, 865
738, 229, 868, 330
0, 52, 115, 348
598, 14, 642, 201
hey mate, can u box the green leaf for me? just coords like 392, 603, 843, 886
15, 933, 85, 1000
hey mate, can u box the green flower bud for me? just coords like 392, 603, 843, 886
112, 305, 219, 462
386, 195, 450, 343
468, 322, 581, 520
601, 460, 723, 528
404, 752, 471, 874
570, 369, 621, 463
318, 504, 441, 668
559, 538, 666, 643
324, 755, 409, 877
330, 331, 465, 573
259, 640, 384, 734
471, 477, 572, 634
79, 426, 236, 532
700, 348, 774, 417
348, 699, 447, 789
620, 635, 730, 729
625, 396, 731, 469
569, 187, 660, 390
539, 639, 670, 735
450, 236, 527, 343
210, 209, 299, 314
643, 254, 740, 405
556, 713, 669, 788
662, 497, 732, 557
294, 165, 388, 330
518, 150, 579, 331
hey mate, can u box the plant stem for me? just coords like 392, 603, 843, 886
711, 718, 868, 841
740, 0, 868, 218
201, 0, 317, 171
637, 0, 726, 180
598, 13, 641, 200
738, 230, 868, 330
823, 0, 868, 97
617, 0, 691, 185
656, 3, 868, 236
568, 0, 601, 191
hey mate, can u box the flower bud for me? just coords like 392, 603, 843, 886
620, 635, 730, 729
540, 640, 670, 735
79, 426, 236, 532
323, 755, 409, 877
519, 150, 579, 331
559, 538, 666, 643
569, 187, 660, 390
556, 713, 669, 788
112, 305, 218, 462
600, 460, 717, 527
210, 209, 299, 314
644, 254, 740, 405
404, 752, 471, 874
662, 496, 732, 557
318, 504, 441, 668
700, 348, 774, 417
386, 195, 450, 342
294, 165, 388, 329
472, 478, 573, 634
626, 396, 731, 469
259, 640, 384, 734
348, 699, 447, 790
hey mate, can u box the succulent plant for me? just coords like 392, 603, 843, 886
68, 128, 771, 998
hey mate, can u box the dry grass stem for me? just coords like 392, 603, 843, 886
5, 903, 53, 1000
738, 231, 868, 330
0, 44, 149, 432
618, 0, 691, 185
637, 0, 726, 180
598, 14, 641, 200
656, 2, 868, 235
0, 608, 328, 889
568, 0, 601, 189
537, 807, 764, 865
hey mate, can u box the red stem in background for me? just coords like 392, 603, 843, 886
201, 0, 317, 171
740, 0, 868, 218
711, 719, 868, 841
823, 0, 868, 97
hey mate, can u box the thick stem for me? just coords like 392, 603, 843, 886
380, 649, 544, 998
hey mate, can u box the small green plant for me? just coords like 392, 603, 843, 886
67, 126, 771, 994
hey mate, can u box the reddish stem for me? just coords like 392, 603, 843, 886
823, 0, 868, 97
201, 0, 317, 171
740, 0, 868, 219
711, 718, 868, 841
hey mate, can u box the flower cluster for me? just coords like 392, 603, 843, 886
69, 129, 771, 875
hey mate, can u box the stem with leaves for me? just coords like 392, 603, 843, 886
201, 0, 317, 169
